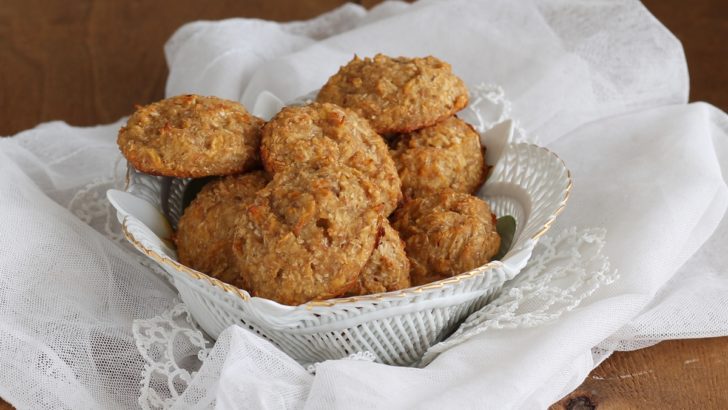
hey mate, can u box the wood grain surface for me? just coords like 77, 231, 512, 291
552, 337, 728, 409
1, 0, 727, 408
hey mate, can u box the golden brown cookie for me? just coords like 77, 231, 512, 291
232, 166, 380, 305
391, 116, 486, 199
261, 102, 401, 215
391, 190, 500, 286
118, 95, 264, 177
317, 54, 469, 134
176, 171, 268, 287
346, 217, 411, 296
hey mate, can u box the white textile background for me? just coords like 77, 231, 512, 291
1, 0, 728, 409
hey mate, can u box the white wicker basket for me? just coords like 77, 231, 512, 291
109, 128, 571, 366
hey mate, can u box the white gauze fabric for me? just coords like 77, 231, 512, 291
1, 0, 727, 409
0, 122, 179, 409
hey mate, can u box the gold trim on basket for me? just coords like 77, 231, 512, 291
526, 144, 573, 241
120, 144, 573, 309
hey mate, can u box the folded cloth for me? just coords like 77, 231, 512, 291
1, 0, 727, 409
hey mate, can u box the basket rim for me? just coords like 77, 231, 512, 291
120, 141, 572, 309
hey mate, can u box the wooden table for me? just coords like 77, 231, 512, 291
1, 1, 726, 408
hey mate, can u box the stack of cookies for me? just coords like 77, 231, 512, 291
117, 54, 501, 306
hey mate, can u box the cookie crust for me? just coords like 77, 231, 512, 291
317, 54, 468, 134
176, 171, 268, 287
232, 166, 380, 305
391, 116, 486, 199
391, 190, 500, 286
118, 95, 264, 177
261, 102, 401, 215
346, 218, 411, 296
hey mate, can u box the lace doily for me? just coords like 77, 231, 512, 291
461, 83, 538, 145
67, 155, 127, 242
305, 351, 378, 375
133, 304, 211, 410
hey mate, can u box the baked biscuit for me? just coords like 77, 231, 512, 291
346, 218, 410, 296
261, 102, 401, 215
118, 95, 264, 177
317, 54, 468, 134
176, 171, 268, 287
232, 166, 380, 305
391, 116, 485, 199
391, 190, 500, 286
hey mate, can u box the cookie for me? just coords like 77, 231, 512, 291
391, 190, 500, 286
176, 171, 268, 287
118, 94, 264, 177
346, 217, 411, 296
261, 102, 401, 215
317, 54, 468, 134
232, 166, 380, 305
391, 116, 486, 199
